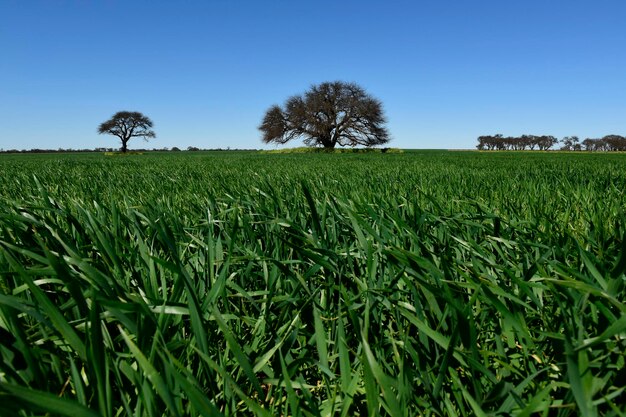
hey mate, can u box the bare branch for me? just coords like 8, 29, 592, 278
258, 81, 390, 149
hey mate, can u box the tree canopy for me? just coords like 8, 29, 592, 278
98, 111, 155, 153
259, 81, 390, 149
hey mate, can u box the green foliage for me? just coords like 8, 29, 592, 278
0, 151, 625, 416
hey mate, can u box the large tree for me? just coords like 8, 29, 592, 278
98, 111, 156, 153
259, 81, 390, 149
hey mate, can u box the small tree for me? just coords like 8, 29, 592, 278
560, 136, 580, 151
98, 111, 156, 153
259, 81, 390, 149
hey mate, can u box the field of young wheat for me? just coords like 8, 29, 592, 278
0, 150, 625, 416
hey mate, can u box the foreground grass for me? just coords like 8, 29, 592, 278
0, 151, 625, 416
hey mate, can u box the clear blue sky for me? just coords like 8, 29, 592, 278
1, 0, 625, 150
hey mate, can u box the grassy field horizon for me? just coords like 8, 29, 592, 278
1, 150, 625, 416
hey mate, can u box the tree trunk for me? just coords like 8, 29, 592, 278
318, 138, 335, 149
121, 139, 128, 153
316, 132, 337, 149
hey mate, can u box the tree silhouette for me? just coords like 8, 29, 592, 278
98, 111, 155, 153
602, 134, 626, 151
477, 134, 559, 151
560, 136, 581, 151
259, 81, 390, 149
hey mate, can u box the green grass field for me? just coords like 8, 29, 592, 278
1, 150, 625, 416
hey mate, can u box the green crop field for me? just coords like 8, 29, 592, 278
0, 150, 625, 416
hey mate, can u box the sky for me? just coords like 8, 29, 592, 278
1, 0, 625, 151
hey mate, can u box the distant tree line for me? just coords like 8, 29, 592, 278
0, 148, 110, 154
577, 135, 626, 151
477, 135, 558, 151
0, 147, 251, 154
477, 134, 626, 151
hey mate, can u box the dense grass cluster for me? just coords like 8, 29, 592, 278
0, 150, 625, 416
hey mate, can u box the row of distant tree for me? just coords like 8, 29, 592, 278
477, 134, 626, 151
0, 147, 243, 154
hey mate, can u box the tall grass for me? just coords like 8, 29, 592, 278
0, 151, 625, 416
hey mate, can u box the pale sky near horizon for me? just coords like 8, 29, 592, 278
1, 1, 625, 151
